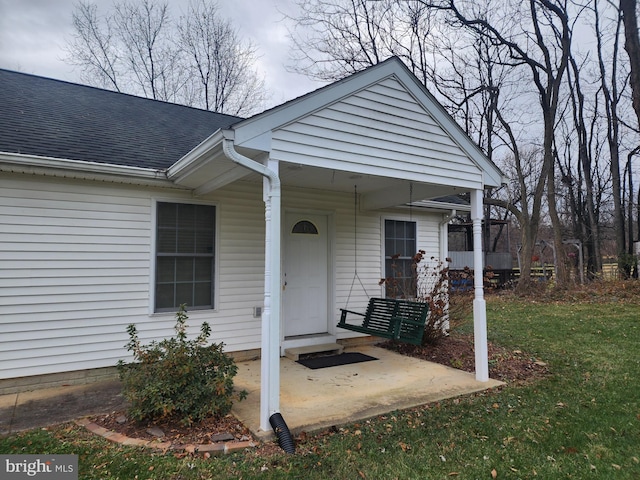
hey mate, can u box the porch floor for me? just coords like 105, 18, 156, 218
231, 345, 503, 440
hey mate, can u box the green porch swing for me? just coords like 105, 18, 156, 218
336, 186, 428, 346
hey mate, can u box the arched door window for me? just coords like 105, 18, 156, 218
291, 220, 319, 235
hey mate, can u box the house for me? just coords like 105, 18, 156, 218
0, 57, 505, 431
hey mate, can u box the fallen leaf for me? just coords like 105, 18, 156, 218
491, 468, 498, 478
612, 464, 621, 470
448, 472, 459, 476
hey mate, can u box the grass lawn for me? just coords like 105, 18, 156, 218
2, 283, 639, 479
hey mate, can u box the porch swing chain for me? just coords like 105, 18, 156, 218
345, 185, 370, 309
409, 182, 413, 222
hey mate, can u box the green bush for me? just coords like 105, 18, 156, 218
117, 305, 246, 426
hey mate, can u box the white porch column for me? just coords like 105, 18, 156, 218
260, 159, 281, 431
221, 137, 282, 432
470, 189, 489, 382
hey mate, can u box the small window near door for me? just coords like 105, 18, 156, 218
384, 219, 417, 298
291, 220, 319, 235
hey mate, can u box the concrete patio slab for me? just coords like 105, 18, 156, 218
232, 345, 503, 440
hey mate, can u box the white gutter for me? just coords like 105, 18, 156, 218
221, 131, 282, 433
0, 152, 172, 187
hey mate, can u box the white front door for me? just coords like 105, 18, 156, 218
283, 213, 329, 337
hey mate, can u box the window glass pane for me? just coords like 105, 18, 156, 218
177, 229, 195, 253
195, 205, 215, 252
157, 202, 176, 229
175, 282, 193, 307
292, 220, 318, 234
178, 203, 196, 229
156, 283, 175, 309
195, 228, 214, 253
385, 238, 394, 255
194, 282, 212, 306
176, 257, 194, 282
392, 221, 398, 240
195, 259, 212, 281
156, 257, 175, 282
157, 229, 176, 253
407, 223, 416, 255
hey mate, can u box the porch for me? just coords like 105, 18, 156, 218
231, 345, 503, 440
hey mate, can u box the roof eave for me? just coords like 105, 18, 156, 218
167, 129, 226, 182
0, 151, 175, 187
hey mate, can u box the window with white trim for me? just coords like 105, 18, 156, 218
384, 219, 416, 298
155, 202, 215, 311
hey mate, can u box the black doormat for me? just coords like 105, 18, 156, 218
296, 352, 378, 370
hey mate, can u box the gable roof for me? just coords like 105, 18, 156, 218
0, 69, 241, 170
230, 57, 504, 189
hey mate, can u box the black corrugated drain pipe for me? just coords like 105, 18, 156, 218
269, 412, 295, 454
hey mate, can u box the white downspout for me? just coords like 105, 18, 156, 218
222, 133, 281, 432
470, 189, 489, 382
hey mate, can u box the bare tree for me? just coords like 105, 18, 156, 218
596, 1, 628, 274
620, 0, 640, 129
66, 2, 121, 91
177, 0, 267, 116
565, 46, 603, 277
65, 0, 267, 115
112, 0, 183, 102
425, 0, 574, 289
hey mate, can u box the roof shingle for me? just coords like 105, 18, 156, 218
0, 69, 242, 170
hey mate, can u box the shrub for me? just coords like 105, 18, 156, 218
380, 251, 453, 346
117, 305, 246, 426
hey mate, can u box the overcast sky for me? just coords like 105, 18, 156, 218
0, 0, 324, 109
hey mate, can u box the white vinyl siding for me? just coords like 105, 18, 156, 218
0, 175, 264, 379
0, 173, 443, 380
0, 175, 153, 378
271, 78, 483, 188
